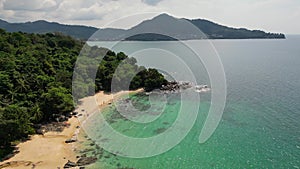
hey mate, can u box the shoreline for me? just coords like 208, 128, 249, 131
0, 89, 143, 169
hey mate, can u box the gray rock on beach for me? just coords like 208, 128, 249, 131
76, 157, 98, 166
65, 138, 77, 143
63, 160, 77, 168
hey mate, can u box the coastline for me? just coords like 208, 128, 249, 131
0, 89, 143, 169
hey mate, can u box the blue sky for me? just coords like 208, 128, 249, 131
0, 0, 299, 34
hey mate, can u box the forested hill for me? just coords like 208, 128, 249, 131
0, 19, 98, 40
189, 18, 285, 39
124, 14, 285, 40
0, 14, 285, 40
0, 29, 167, 159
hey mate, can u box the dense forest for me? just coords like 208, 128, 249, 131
189, 19, 285, 39
0, 29, 167, 159
0, 19, 97, 40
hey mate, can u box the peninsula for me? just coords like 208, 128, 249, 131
0, 14, 285, 41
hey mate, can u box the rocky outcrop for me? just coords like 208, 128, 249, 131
63, 157, 97, 168
76, 157, 97, 166
34, 122, 70, 134
64, 138, 77, 143
63, 160, 76, 168
160, 81, 193, 92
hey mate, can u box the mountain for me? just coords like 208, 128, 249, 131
123, 14, 285, 40
0, 14, 285, 40
124, 13, 206, 40
0, 19, 98, 40
189, 18, 285, 39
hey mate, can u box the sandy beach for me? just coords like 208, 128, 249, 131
0, 89, 142, 169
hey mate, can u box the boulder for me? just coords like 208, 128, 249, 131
63, 160, 76, 168
65, 138, 77, 143
58, 115, 67, 122
36, 129, 45, 135
76, 157, 97, 166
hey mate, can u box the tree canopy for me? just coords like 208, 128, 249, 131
0, 29, 167, 159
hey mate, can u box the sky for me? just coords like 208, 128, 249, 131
0, 0, 299, 34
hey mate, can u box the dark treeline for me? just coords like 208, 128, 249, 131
0, 29, 167, 158
190, 19, 286, 39
0, 15, 285, 41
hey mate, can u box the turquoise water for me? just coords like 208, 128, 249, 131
83, 37, 300, 168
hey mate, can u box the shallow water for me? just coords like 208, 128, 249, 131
83, 37, 300, 168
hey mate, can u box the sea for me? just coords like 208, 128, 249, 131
79, 36, 300, 169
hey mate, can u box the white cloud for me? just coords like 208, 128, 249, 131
54, 0, 119, 21
52, 0, 162, 27
2, 0, 57, 11
142, 0, 163, 6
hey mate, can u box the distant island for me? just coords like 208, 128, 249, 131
0, 13, 285, 41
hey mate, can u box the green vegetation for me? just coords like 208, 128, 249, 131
190, 19, 285, 39
0, 29, 167, 159
0, 19, 97, 40
0, 30, 81, 158
0, 14, 285, 41
72, 47, 168, 99
125, 33, 177, 41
